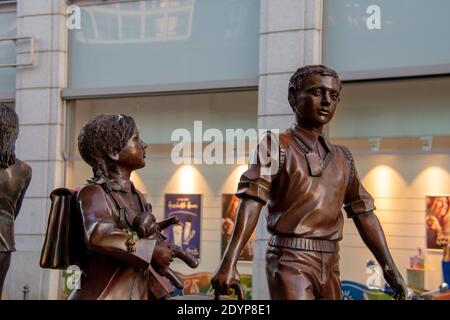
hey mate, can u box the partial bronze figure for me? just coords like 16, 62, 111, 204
40, 114, 197, 299
0, 105, 32, 299
211, 65, 408, 300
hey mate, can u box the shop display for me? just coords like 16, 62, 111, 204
409, 248, 425, 270
407, 248, 425, 290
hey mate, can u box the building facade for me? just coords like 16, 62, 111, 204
0, 0, 449, 299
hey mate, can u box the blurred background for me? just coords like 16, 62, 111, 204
1, 0, 449, 300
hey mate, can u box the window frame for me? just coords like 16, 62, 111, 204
322, 1, 450, 81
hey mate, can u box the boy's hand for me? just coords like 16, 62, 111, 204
133, 212, 158, 238
151, 241, 174, 275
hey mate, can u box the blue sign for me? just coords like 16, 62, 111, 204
341, 280, 392, 300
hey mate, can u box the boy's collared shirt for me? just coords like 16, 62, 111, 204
236, 123, 375, 242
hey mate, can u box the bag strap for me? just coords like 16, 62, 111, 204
98, 183, 128, 228
132, 184, 151, 213
100, 182, 152, 230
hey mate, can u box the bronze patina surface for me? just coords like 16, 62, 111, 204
211, 65, 408, 300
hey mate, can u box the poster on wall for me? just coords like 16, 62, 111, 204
172, 272, 253, 300
164, 194, 201, 258
221, 194, 256, 261
426, 196, 450, 249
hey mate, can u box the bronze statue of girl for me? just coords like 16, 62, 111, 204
0, 105, 32, 299
69, 114, 184, 299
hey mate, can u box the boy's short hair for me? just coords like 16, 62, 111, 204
289, 65, 342, 94
0, 104, 19, 168
78, 114, 136, 181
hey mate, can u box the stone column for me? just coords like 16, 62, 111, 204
253, 0, 324, 299
3, 0, 68, 300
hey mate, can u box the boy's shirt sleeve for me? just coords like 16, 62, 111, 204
341, 147, 376, 219
236, 131, 285, 205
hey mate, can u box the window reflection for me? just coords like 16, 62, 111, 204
0, 10, 16, 93
75, 0, 195, 44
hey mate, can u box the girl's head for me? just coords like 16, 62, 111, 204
78, 114, 146, 182
0, 105, 19, 169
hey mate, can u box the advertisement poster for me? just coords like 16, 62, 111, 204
172, 272, 253, 300
164, 194, 201, 258
221, 194, 255, 261
426, 196, 450, 249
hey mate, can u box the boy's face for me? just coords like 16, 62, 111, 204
289, 73, 341, 127
115, 128, 147, 170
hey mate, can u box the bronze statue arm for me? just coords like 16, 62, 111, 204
78, 184, 155, 270
353, 211, 408, 300
88, 222, 155, 270
211, 198, 263, 295
221, 198, 263, 266
14, 163, 32, 219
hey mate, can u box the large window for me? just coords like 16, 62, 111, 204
68, 0, 260, 91
67, 90, 258, 180
323, 0, 450, 80
0, 4, 16, 99
329, 76, 450, 152
66, 90, 257, 275
332, 77, 450, 288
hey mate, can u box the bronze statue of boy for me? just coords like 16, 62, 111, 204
211, 65, 407, 300
0, 105, 32, 298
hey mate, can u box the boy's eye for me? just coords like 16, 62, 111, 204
312, 89, 322, 96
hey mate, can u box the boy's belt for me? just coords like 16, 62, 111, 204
268, 235, 339, 253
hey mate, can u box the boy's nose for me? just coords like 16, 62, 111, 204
322, 93, 331, 106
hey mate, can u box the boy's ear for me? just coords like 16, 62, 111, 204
288, 87, 297, 108
108, 152, 120, 161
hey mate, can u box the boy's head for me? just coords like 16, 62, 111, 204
78, 114, 143, 180
288, 65, 342, 127
0, 104, 19, 168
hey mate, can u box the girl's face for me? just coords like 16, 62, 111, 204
434, 197, 449, 219
115, 128, 147, 171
